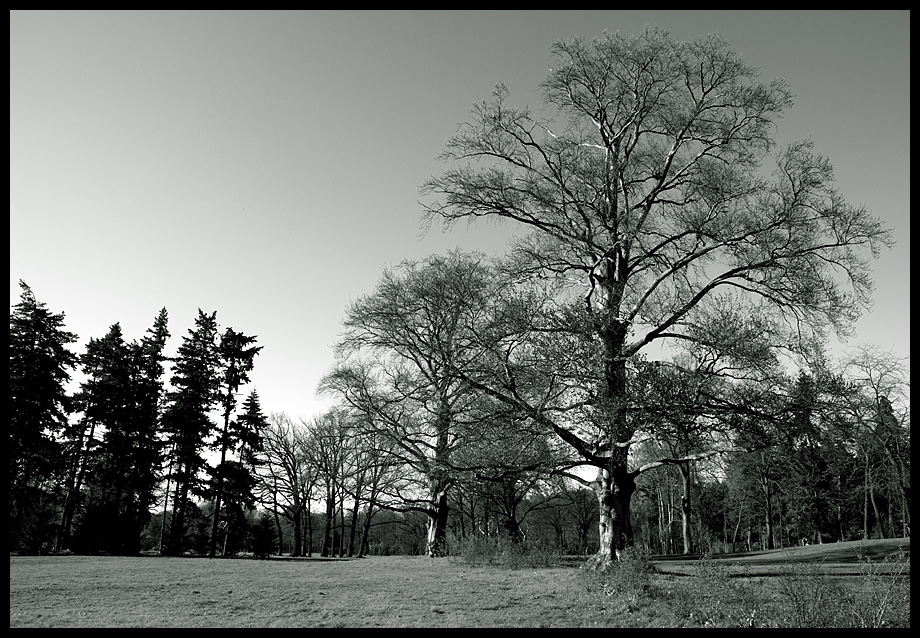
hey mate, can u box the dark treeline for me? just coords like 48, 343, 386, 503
10, 280, 268, 557
9, 277, 909, 560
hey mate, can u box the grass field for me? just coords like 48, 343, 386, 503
9, 538, 910, 628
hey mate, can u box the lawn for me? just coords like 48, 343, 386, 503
9, 538, 910, 628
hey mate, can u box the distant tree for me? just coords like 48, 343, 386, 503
235, 390, 269, 468
58, 326, 119, 552
162, 310, 221, 555
64, 310, 170, 555
257, 411, 318, 556
55, 310, 168, 554
66, 324, 133, 553
306, 409, 351, 558
123, 308, 171, 553
352, 428, 409, 558
451, 408, 562, 544
208, 329, 262, 557
837, 347, 911, 538
9, 280, 78, 553
633, 358, 739, 555
250, 510, 277, 559
421, 28, 892, 567
210, 389, 269, 555
322, 251, 542, 556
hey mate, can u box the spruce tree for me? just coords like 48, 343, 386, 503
62, 310, 170, 554
124, 308, 170, 553
162, 309, 221, 555
9, 280, 78, 553
64, 324, 132, 553
208, 329, 262, 557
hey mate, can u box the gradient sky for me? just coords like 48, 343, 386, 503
10, 10, 910, 420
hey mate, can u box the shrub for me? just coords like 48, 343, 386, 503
450, 534, 563, 569
573, 545, 658, 623
604, 546, 654, 599
664, 553, 761, 627
250, 512, 277, 559
771, 549, 910, 628
843, 551, 910, 628
774, 560, 848, 627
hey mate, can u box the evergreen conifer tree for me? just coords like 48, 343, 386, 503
208, 329, 262, 557
162, 310, 221, 555
9, 280, 78, 553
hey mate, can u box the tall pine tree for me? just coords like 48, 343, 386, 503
208, 328, 262, 557
125, 308, 170, 553
162, 310, 221, 555
63, 323, 132, 553
10, 280, 78, 554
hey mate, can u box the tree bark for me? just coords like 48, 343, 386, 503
306, 502, 314, 557
321, 486, 335, 557
425, 477, 450, 557
272, 504, 284, 556
759, 456, 776, 550
869, 477, 888, 538
208, 433, 230, 558
584, 463, 636, 569
679, 462, 693, 555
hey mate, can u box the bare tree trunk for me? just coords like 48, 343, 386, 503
347, 491, 361, 557
657, 481, 667, 554
863, 452, 870, 538
759, 456, 776, 550
679, 462, 692, 555
666, 476, 676, 555
338, 491, 346, 558
291, 506, 302, 558
209, 432, 230, 558
870, 477, 888, 538
158, 456, 173, 554
425, 476, 450, 557
731, 491, 745, 553
359, 504, 375, 557
776, 496, 783, 548
584, 463, 636, 570
306, 503, 314, 557
321, 487, 335, 557
57, 417, 96, 551
272, 504, 284, 556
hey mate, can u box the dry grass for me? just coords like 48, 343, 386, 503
9, 539, 910, 628
10, 555, 585, 628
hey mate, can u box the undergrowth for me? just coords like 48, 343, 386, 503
580, 547, 910, 628
448, 535, 564, 569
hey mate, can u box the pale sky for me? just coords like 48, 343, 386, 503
10, 10, 910, 420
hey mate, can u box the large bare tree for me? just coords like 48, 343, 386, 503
421, 28, 892, 567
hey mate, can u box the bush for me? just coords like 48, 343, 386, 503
574, 545, 658, 622
573, 544, 910, 628
773, 560, 848, 627
772, 550, 911, 628
250, 512, 277, 559
665, 554, 761, 627
603, 546, 654, 599
843, 551, 911, 628
450, 534, 563, 569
